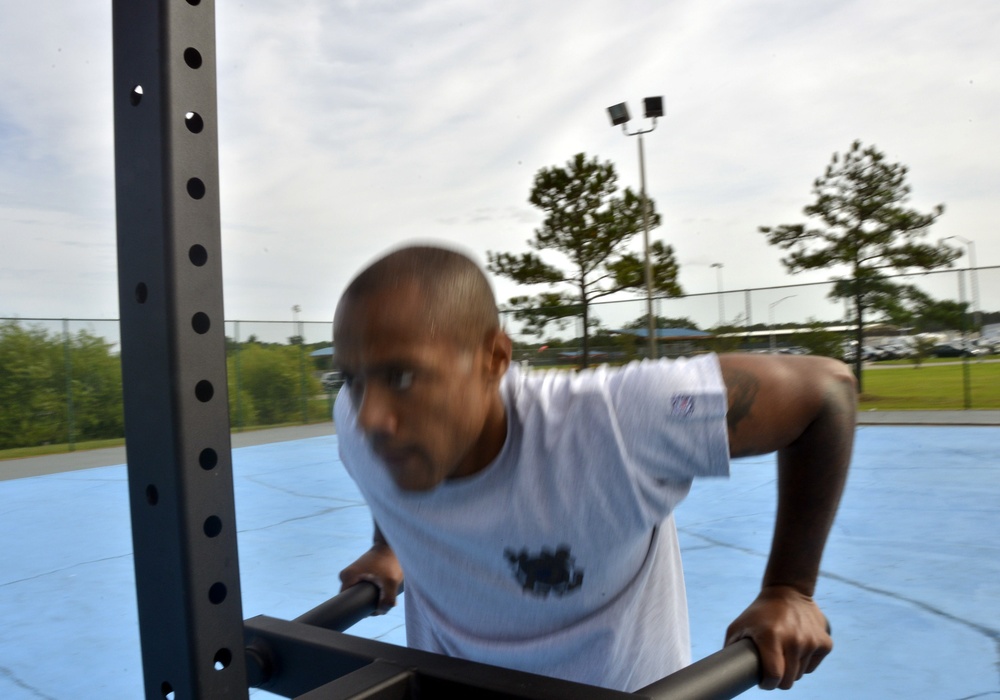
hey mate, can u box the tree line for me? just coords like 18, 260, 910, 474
0, 321, 330, 451
489, 141, 965, 390
0, 141, 976, 449
0, 320, 124, 450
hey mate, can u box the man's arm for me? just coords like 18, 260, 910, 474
718, 353, 856, 691
339, 522, 404, 614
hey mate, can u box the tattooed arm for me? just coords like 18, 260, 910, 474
717, 354, 856, 691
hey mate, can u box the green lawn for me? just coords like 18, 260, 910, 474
0, 437, 126, 460
860, 360, 1000, 409
0, 418, 333, 461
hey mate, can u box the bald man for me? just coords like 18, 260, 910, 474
333, 244, 855, 692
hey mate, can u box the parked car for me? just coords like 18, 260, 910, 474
973, 339, 999, 355
876, 344, 915, 360
930, 343, 973, 358
321, 371, 344, 392
843, 345, 882, 362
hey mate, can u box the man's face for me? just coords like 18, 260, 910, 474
334, 284, 507, 491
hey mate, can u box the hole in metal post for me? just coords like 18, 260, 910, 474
199, 448, 218, 470
135, 283, 148, 303
187, 178, 206, 199
185, 111, 204, 133
204, 516, 222, 538
214, 648, 232, 670
130, 85, 143, 106
187, 0, 202, 5
192, 312, 210, 334
184, 48, 203, 69
189, 244, 208, 266
145, 485, 159, 505
195, 380, 214, 402
209, 582, 227, 604
160, 681, 174, 698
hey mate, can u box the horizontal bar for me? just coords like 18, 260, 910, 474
244, 615, 633, 699
294, 581, 380, 632
636, 638, 760, 700
293, 660, 413, 700
255, 585, 835, 699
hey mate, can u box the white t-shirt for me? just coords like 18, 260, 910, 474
335, 355, 730, 691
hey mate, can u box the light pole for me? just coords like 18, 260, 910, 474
946, 235, 980, 332
292, 305, 306, 422
607, 96, 663, 359
769, 295, 796, 352
711, 262, 724, 326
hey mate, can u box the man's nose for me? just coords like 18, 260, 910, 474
356, 386, 397, 437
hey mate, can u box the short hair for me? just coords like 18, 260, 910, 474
338, 244, 499, 347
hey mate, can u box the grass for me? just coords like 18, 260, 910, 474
0, 437, 127, 460
859, 360, 1000, 409
0, 418, 334, 462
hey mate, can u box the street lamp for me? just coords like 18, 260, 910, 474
946, 235, 980, 332
711, 263, 724, 326
607, 96, 664, 359
768, 295, 796, 352
292, 305, 306, 422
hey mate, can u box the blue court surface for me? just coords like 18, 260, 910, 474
1, 424, 997, 699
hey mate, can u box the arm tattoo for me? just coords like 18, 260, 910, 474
723, 366, 759, 433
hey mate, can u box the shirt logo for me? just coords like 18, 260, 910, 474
504, 545, 584, 597
671, 394, 696, 416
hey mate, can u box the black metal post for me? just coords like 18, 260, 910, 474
113, 1, 247, 697
62, 318, 76, 451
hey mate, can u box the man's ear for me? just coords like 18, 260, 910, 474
483, 327, 512, 381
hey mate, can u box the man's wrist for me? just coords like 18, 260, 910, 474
760, 580, 815, 599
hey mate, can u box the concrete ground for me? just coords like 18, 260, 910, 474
0, 418, 997, 699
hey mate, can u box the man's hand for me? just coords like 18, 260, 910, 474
339, 541, 404, 614
725, 585, 832, 691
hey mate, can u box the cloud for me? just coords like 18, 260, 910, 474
1, 0, 998, 325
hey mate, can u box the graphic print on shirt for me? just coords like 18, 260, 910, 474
504, 545, 584, 597
671, 394, 696, 416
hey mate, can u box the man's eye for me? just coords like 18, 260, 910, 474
387, 370, 414, 391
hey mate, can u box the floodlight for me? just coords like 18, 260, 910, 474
604, 95, 664, 359
607, 102, 630, 126
644, 96, 664, 118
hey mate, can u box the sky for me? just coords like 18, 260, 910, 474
1, 0, 998, 337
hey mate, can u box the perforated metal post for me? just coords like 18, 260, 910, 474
113, 1, 248, 697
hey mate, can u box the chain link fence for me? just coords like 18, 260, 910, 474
2, 266, 997, 454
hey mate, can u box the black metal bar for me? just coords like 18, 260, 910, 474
245, 616, 635, 699
113, 1, 247, 697
293, 660, 414, 700
636, 639, 760, 700
257, 584, 766, 699
294, 582, 380, 632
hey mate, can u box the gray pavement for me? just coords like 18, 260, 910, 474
3, 411, 999, 482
